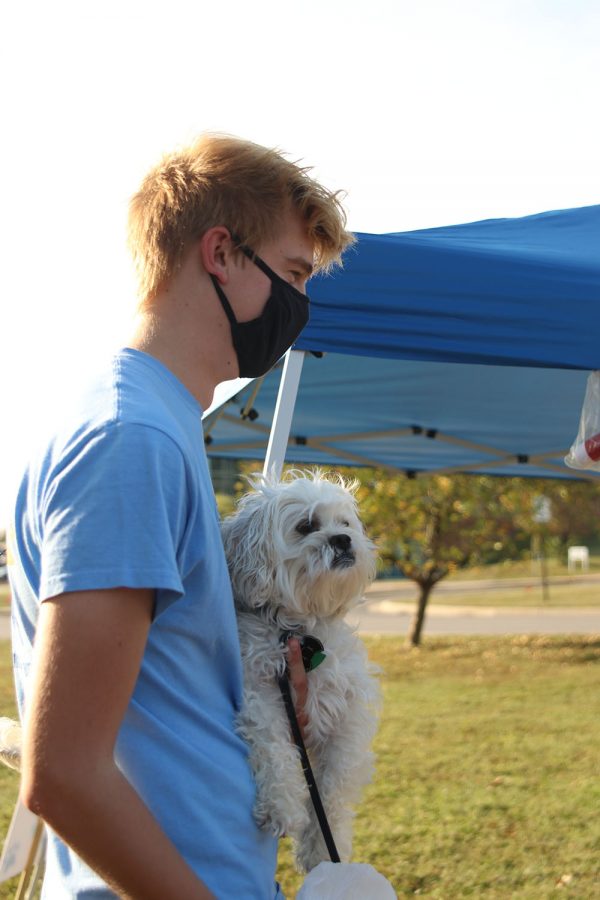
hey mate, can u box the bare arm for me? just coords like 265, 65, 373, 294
286, 638, 309, 738
20, 588, 215, 900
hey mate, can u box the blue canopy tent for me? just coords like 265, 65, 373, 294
203, 205, 600, 481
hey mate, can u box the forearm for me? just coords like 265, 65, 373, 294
22, 591, 216, 898
23, 761, 215, 900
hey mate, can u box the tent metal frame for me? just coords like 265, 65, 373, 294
205, 350, 597, 482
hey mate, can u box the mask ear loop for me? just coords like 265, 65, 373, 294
230, 232, 272, 277
229, 231, 253, 259
229, 231, 306, 290
208, 231, 251, 326
210, 274, 238, 326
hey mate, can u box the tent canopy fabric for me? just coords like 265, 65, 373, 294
204, 205, 600, 480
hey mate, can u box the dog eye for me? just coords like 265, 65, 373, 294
340, 519, 350, 528
296, 517, 320, 536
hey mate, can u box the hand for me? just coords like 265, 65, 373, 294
286, 638, 309, 740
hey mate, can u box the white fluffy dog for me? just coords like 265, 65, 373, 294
220, 470, 381, 873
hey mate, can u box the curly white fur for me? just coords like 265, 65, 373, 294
221, 470, 381, 873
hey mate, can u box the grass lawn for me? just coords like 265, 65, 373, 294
0, 636, 21, 900
371, 556, 600, 608
428, 581, 600, 608
437, 555, 600, 608
446, 556, 600, 581
278, 635, 600, 898
1, 636, 600, 898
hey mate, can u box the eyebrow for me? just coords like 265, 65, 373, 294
286, 255, 314, 277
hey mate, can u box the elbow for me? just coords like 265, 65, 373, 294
21, 763, 92, 830
20, 761, 63, 819
20, 745, 86, 823
18, 726, 61, 818
20, 781, 43, 817
20, 743, 110, 826
19, 719, 113, 825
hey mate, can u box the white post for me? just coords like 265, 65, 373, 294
263, 350, 305, 480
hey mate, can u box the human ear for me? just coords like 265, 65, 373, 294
199, 226, 234, 285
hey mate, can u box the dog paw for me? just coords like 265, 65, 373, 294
256, 815, 287, 838
255, 800, 311, 842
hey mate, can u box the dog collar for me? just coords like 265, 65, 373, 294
280, 631, 327, 672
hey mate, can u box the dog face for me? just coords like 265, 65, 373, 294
221, 471, 377, 624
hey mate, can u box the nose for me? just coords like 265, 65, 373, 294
329, 533, 352, 553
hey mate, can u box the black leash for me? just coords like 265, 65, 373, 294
278, 671, 341, 863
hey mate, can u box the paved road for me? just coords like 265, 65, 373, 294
366, 572, 600, 598
2, 601, 600, 640
347, 599, 600, 636
348, 574, 600, 635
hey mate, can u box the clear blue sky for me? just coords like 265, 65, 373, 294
2, 0, 599, 527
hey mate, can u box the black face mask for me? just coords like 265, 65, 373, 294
210, 240, 310, 378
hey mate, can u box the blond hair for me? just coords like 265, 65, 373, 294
127, 133, 355, 303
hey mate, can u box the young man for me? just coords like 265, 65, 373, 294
8, 134, 354, 899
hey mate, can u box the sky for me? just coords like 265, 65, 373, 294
1, 0, 600, 528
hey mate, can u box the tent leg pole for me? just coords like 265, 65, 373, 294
263, 350, 305, 480
14, 818, 45, 900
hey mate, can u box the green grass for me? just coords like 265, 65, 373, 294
372, 556, 600, 608
0, 636, 20, 900
429, 582, 600, 608
276, 636, 600, 898
446, 556, 600, 581
2, 636, 600, 898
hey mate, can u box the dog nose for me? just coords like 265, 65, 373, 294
329, 533, 352, 553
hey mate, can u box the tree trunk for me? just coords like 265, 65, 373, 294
406, 581, 433, 647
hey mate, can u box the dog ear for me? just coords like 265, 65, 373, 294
220, 493, 277, 612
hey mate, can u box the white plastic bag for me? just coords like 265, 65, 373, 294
565, 371, 600, 470
297, 861, 397, 899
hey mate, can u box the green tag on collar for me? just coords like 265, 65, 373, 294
280, 631, 326, 673
308, 650, 327, 671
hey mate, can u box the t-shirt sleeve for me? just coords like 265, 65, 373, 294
39, 422, 188, 608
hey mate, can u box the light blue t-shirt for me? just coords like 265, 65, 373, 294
9, 348, 280, 899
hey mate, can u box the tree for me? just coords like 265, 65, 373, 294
354, 471, 534, 646
534, 480, 600, 549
